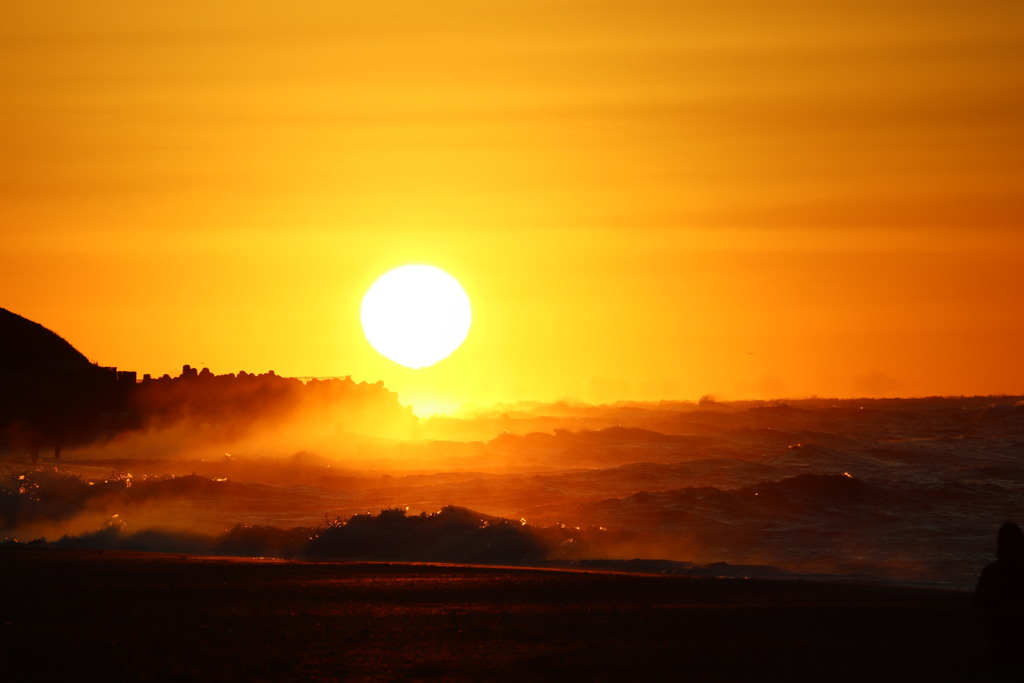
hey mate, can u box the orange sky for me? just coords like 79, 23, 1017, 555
3, 1, 1022, 413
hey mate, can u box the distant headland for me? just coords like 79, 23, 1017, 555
0, 307, 414, 460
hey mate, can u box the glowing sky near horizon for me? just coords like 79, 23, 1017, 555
2, 1, 1022, 411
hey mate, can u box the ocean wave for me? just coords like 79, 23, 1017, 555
18, 506, 584, 566
4, 396, 1024, 587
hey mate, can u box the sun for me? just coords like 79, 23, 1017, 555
361, 265, 472, 369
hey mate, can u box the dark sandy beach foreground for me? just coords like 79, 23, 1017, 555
0, 548, 993, 682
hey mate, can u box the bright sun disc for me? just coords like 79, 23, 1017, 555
361, 265, 472, 369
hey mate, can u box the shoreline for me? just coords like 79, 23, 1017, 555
1, 547, 993, 681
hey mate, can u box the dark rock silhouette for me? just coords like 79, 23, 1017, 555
976, 521, 1024, 673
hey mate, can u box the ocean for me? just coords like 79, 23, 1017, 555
3, 396, 1022, 589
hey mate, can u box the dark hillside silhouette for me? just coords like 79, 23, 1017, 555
0, 307, 94, 373
0, 308, 416, 458
0, 307, 129, 459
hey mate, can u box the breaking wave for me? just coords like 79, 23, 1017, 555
4, 395, 1024, 587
